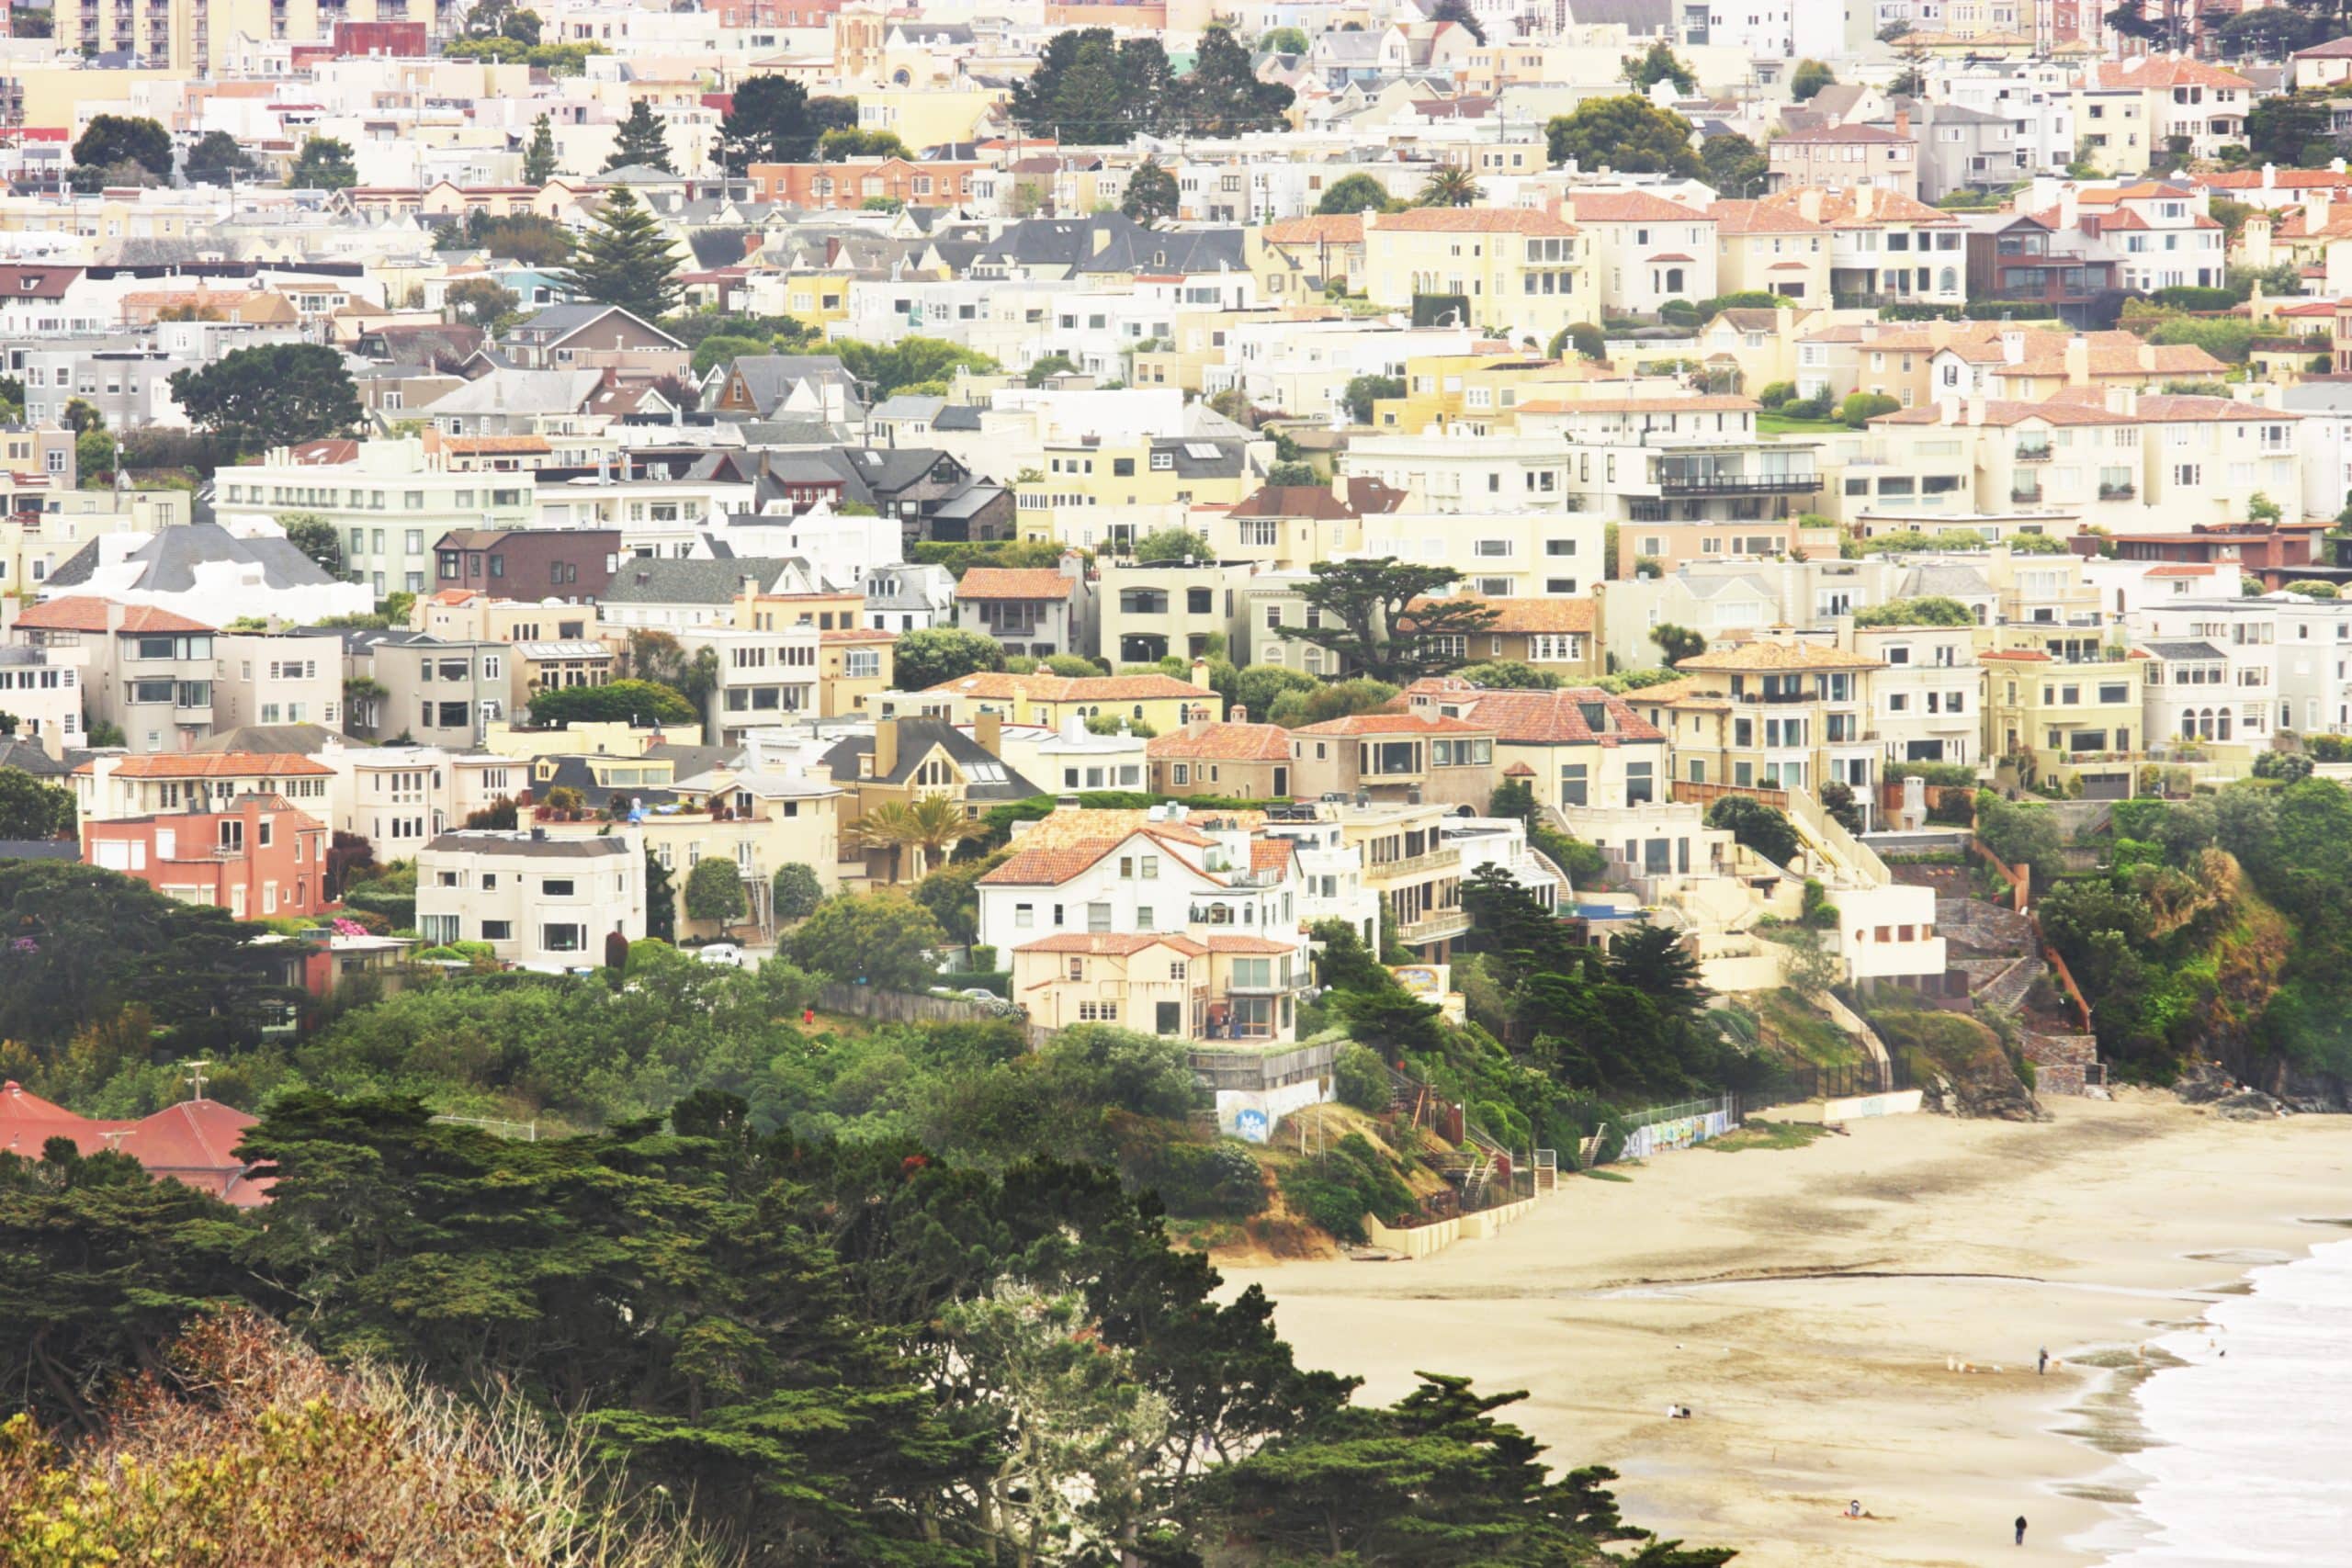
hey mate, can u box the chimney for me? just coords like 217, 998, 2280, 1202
2002, 329, 2025, 366
1231, 704, 1249, 725
974, 707, 1001, 756
1189, 657, 1213, 692
1964, 392, 1986, 426
2263, 161, 2277, 189
1795, 186, 1824, 223
874, 716, 899, 780
2138, 343, 2154, 371
2309, 193, 2331, 231
2065, 334, 2091, 387
1893, 109, 1910, 140
105, 599, 126, 633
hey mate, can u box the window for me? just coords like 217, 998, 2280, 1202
543, 878, 576, 897
541, 924, 587, 953
481, 919, 513, 941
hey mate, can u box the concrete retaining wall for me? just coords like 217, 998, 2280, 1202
2023, 1031, 2099, 1096
1784, 1089, 1925, 1122
1363, 1195, 1538, 1258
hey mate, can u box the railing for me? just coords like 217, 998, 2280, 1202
2014, 446, 2052, 463
1366, 845, 1460, 882
2098, 483, 2135, 500
2010, 487, 2043, 504
1396, 908, 1471, 945
1786, 784, 1891, 886
1656, 473, 1823, 497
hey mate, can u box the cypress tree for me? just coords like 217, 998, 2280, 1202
560, 187, 681, 320
605, 100, 673, 173
523, 113, 557, 184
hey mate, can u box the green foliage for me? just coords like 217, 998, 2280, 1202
1839, 390, 1902, 428
2285, 579, 2340, 599
1757, 379, 1795, 408
1316, 172, 1398, 215
1010, 26, 1291, 145
287, 136, 358, 191
1278, 558, 1496, 685
687, 332, 768, 377
70, 115, 171, 190
1791, 59, 1836, 100
445, 276, 520, 330
892, 626, 1007, 691
1266, 677, 1401, 729
817, 127, 910, 161
2142, 312, 2255, 365
1130, 525, 1213, 563
1546, 97, 1699, 178
1852, 595, 1976, 627
560, 187, 680, 321
1454, 660, 1561, 690
1699, 130, 1768, 197
277, 513, 345, 577
1696, 291, 1785, 321
604, 99, 673, 173
0, 771, 74, 840
1333, 1047, 1392, 1115
1259, 24, 1308, 52
1974, 789, 2064, 886
441, 36, 605, 72
167, 344, 361, 453
459, 209, 575, 267
1706, 795, 1799, 865
1342, 371, 1405, 423
831, 335, 1001, 398
718, 76, 821, 170
1121, 158, 1180, 223
786, 890, 945, 990
682, 856, 748, 928
1276, 1132, 1413, 1242
1621, 39, 1697, 95
523, 113, 558, 184
1861, 526, 2064, 556
770, 863, 824, 922
1649, 623, 1705, 665
183, 130, 258, 186
526, 678, 696, 727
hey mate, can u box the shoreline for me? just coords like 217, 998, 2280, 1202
1221, 1095, 2352, 1566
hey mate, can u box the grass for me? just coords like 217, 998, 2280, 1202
1760, 989, 1863, 1068
1581, 1167, 1634, 1182
1703, 1119, 1835, 1154
1758, 412, 1851, 436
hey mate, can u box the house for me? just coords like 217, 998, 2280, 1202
11, 598, 216, 754
1633, 637, 1887, 795
1981, 627, 2146, 797
0, 645, 85, 757
413, 829, 644, 967
1148, 718, 1295, 800
0, 1081, 269, 1207
1286, 711, 1498, 810
347, 636, 514, 750
898, 669, 1223, 735
1357, 206, 1590, 344
951, 558, 1094, 660
501, 305, 684, 371
1769, 118, 1921, 202
707, 354, 866, 423
864, 563, 957, 633
1425, 595, 1601, 682
40, 522, 370, 626
84, 792, 334, 919
1096, 558, 1255, 667
73, 751, 338, 829
1564, 190, 1719, 317
820, 715, 1043, 882
1403, 680, 1668, 812
432, 528, 623, 603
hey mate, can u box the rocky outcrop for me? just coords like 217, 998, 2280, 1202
1875, 1008, 2046, 1122
1918, 1057, 2044, 1122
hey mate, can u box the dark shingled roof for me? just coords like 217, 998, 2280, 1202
820, 719, 1041, 802
46, 522, 343, 594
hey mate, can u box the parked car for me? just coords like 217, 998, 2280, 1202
697, 942, 748, 967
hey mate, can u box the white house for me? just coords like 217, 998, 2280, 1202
413, 829, 644, 968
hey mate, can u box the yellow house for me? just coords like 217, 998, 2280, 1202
1250, 214, 1368, 295
1368, 351, 1598, 433
822, 85, 1008, 152
1359, 206, 1590, 344
904, 670, 1224, 736
1014, 436, 1254, 542
1982, 636, 2145, 795
820, 628, 895, 718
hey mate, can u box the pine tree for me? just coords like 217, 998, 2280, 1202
605, 100, 673, 174
560, 187, 680, 320
523, 113, 557, 184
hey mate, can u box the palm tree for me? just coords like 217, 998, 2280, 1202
845, 800, 922, 882
899, 794, 984, 880
1418, 167, 1483, 209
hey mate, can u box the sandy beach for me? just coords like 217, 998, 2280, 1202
1223, 1094, 2352, 1566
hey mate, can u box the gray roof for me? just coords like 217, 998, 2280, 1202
2143, 639, 2226, 661
422, 829, 635, 858
1557, 0, 1669, 30
603, 557, 805, 606
423, 367, 609, 418
196, 723, 349, 753
45, 521, 342, 594
871, 393, 949, 423
0, 839, 77, 861
1898, 563, 1996, 600
1686, 572, 1776, 602
0, 739, 71, 778
972, 213, 1248, 276
820, 718, 1040, 802
2284, 382, 2352, 413
717, 354, 864, 417
641, 740, 741, 777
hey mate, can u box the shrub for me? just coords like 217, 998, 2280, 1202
1116, 1123, 1269, 1218
2285, 580, 2340, 599
1757, 379, 1795, 409
1333, 1044, 1392, 1112
1706, 795, 1800, 865
1276, 1133, 1415, 1243
1838, 391, 1901, 429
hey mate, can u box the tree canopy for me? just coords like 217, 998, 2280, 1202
1009, 27, 1291, 143
560, 188, 681, 320
69, 115, 170, 192
1122, 158, 1181, 223
526, 678, 697, 728
1317, 172, 1398, 215
286, 137, 359, 191
604, 99, 673, 173
893, 626, 1007, 691
1277, 559, 1499, 685
1546, 97, 1700, 178
167, 344, 362, 453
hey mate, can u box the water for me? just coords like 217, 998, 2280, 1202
2094, 1237, 2352, 1563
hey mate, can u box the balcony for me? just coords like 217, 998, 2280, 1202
2098, 483, 2136, 501
1656, 472, 1823, 497
1396, 908, 1472, 946
1365, 845, 1461, 883
2010, 487, 2043, 505
2014, 446, 2052, 464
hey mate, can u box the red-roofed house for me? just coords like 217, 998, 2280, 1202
1405, 680, 1668, 811
1288, 709, 1499, 808
1769, 116, 1920, 202
9, 597, 218, 755
950, 554, 1092, 661
83, 791, 334, 919
74, 750, 338, 827
1361, 205, 1589, 342
0, 1081, 272, 1207
1566, 190, 1718, 315
2077, 60, 2250, 171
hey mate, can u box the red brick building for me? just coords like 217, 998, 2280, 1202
745, 157, 988, 209
83, 792, 334, 920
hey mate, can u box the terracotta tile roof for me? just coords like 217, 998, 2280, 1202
1261, 213, 1366, 243
954, 569, 1078, 602
1404, 680, 1664, 746
822, 627, 895, 643
1250, 837, 1294, 874
980, 840, 1122, 885
1370, 207, 1577, 235
1871, 399, 2130, 428
2143, 564, 2216, 577
2088, 58, 2251, 91
1148, 722, 1294, 761
1010, 809, 1231, 850
1015, 931, 1208, 956
442, 434, 551, 455
1291, 711, 1493, 737
928, 671, 1215, 702
1204, 934, 1298, 954
1227, 484, 1362, 521
1773, 123, 1911, 144
1709, 199, 1826, 235
15, 597, 214, 634
75, 751, 336, 778
1673, 641, 1884, 672
1513, 395, 1756, 415
1568, 190, 1710, 222
1415, 594, 1595, 635
2131, 394, 2296, 423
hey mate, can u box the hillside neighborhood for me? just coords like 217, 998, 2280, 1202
10, 0, 2352, 1560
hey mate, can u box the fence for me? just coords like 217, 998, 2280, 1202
1611, 1092, 1741, 1161
815, 981, 1009, 1027
1670, 779, 1792, 814
1771, 1058, 1913, 1103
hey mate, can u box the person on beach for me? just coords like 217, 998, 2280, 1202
2038, 1346, 2048, 1375
1846, 1500, 1863, 1519
2015, 1515, 2028, 1546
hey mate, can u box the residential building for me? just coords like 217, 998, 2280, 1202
12, 598, 216, 754
820, 716, 1044, 883
72, 751, 337, 829
0, 645, 84, 758
212, 632, 345, 734
889, 670, 1223, 736
1287, 711, 1498, 810
1632, 637, 1886, 795
413, 830, 644, 968
1981, 627, 2145, 796
1853, 621, 1983, 771
1148, 718, 1295, 800
40, 520, 371, 626
84, 794, 334, 920
952, 558, 1095, 661
1096, 558, 1254, 666
432, 528, 623, 603
1565, 191, 1719, 316
1769, 118, 1922, 201
1356, 206, 1589, 344
353, 637, 512, 750
1405, 680, 1669, 812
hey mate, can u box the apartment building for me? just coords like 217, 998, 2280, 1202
1853, 622, 1982, 769
1404, 680, 1669, 813
1521, 395, 1826, 536
1357, 508, 1606, 601
1769, 119, 1922, 201
951, 559, 1095, 661
432, 528, 623, 604
1357, 207, 1589, 343
1981, 626, 2144, 795
357, 637, 511, 750
413, 830, 644, 968
1287, 711, 1498, 810
1634, 638, 1886, 794
212, 632, 345, 734
1565, 191, 1719, 316
12, 597, 215, 754
73, 751, 337, 829
84, 794, 334, 921
1096, 558, 1253, 666
214, 437, 537, 601
680, 623, 820, 746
